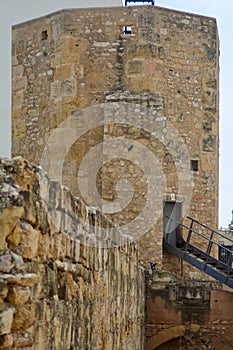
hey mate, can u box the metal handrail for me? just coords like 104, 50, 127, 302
187, 216, 233, 245
165, 216, 233, 259
165, 216, 233, 286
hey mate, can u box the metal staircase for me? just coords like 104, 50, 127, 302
164, 217, 233, 289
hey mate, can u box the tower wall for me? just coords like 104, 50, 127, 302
12, 6, 219, 277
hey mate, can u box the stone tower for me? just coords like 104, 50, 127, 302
12, 5, 219, 278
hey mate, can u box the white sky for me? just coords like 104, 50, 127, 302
0, 0, 232, 227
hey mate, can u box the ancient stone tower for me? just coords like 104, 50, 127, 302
12, 5, 219, 278
4, 4, 233, 350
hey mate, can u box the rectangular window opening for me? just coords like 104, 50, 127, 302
42, 30, 48, 41
191, 160, 199, 172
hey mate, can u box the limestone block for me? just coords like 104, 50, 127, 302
12, 157, 36, 191
127, 60, 143, 75
10, 252, 25, 271
12, 55, 18, 67
0, 254, 15, 273
0, 307, 15, 335
50, 81, 61, 99
7, 287, 30, 305
152, 270, 176, 283
0, 334, 13, 349
7, 222, 22, 248
0, 281, 8, 303
21, 190, 38, 225
54, 64, 72, 80
12, 76, 27, 93
12, 93, 24, 108
202, 135, 216, 152
20, 221, 39, 259
12, 305, 34, 331
1, 273, 39, 287
61, 36, 80, 54
0, 207, 24, 250
13, 335, 33, 347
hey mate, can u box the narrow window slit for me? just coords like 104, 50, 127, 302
42, 30, 48, 41
191, 160, 199, 172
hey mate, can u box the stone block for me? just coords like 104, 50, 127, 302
1, 273, 39, 287
0, 307, 15, 335
21, 190, 38, 225
13, 335, 33, 347
7, 287, 30, 306
0, 254, 15, 273
0, 334, 13, 349
12, 305, 34, 331
0, 207, 24, 250
202, 135, 216, 152
0, 282, 8, 303
20, 221, 39, 260
54, 64, 72, 80
7, 222, 22, 247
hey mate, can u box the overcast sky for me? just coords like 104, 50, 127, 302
0, 0, 232, 227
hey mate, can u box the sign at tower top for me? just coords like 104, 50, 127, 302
125, 0, 155, 6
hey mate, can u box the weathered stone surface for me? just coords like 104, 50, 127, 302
146, 277, 233, 350
7, 222, 22, 247
1, 274, 39, 287
0, 282, 8, 303
7, 3, 223, 349
0, 334, 13, 349
0, 158, 145, 349
12, 305, 34, 331
11, 6, 219, 280
19, 221, 39, 259
21, 190, 38, 225
0, 207, 24, 250
7, 287, 30, 305
13, 335, 33, 347
0, 254, 15, 273
0, 307, 15, 335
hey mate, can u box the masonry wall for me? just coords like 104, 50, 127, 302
0, 157, 145, 350
146, 274, 233, 350
12, 6, 219, 277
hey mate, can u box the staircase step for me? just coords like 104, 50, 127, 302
207, 261, 217, 266
165, 242, 233, 288
219, 268, 233, 275
216, 263, 227, 270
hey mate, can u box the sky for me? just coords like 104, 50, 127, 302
0, 0, 232, 228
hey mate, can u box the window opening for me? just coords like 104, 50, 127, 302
41, 30, 48, 41
190, 160, 198, 172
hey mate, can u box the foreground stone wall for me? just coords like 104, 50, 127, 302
0, 157, 145, 349
146, 273, 233, 350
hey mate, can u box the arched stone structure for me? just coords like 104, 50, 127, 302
147, 325, 185, 350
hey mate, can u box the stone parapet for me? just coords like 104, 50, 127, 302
0, 157, 145, 349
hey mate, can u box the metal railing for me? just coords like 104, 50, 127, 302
165, 216, 233, 279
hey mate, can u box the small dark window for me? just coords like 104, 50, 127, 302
42, 30, 48, 41
191, 160, 198, 172
123, 26, 132, 34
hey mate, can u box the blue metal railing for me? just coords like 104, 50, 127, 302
164, 216, 233, 288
